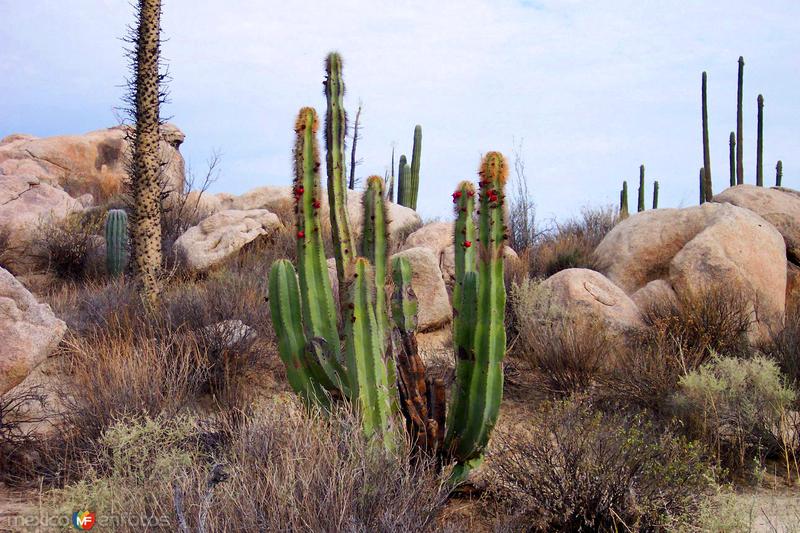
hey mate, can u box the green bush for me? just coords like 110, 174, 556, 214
673, 355, 796, 475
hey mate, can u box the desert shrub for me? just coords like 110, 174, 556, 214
489, 399, 713, 532
598, 286, 753, 414
49, 404, 450, 532
29, 211, 104, 280
0, 386, 49, 483
509, 279, 614, 395
762, 312, 800, 388
673, 355, 796, 475
526, 206, 616, 278
0, 226, 21, 273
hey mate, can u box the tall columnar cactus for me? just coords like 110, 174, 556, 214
129, 0, 164, 305
397, 154, 408, 206
700, 167, 706, 205
652, 181, 659, 209
387, 147, 396, 202
757, 94, 764, 187
324, 52, 356, 304
408, 125, 422, 210
445, 152, 508, 480
701, 71, 712, 202
737, 56, 745, 185
637, 165, 645, 212
729, 132, 736, 187
269, 107, 397, 443
776, 160, 783, 187
105, 209, 128, 277
620, 180, 629, 219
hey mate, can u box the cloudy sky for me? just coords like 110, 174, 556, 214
1, 1, 798, 222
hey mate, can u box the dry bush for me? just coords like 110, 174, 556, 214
489, 399, 713, 532
526, 206, 617, 278
762, 312, 800, 388
0, 386, 49, 483
509, 279, 615, 395
673, 355, 797, 477
28, 211, 104, 280
598, 285, 753, 414
0, 226, 22, 273
50, 404, 451, 532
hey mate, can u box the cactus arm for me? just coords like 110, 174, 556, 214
737, 57, 745, 185
652, 181, 659, 209
409, 125, 422, 210
362, 176, 389, 337
344, 258, 394, 440
700, 168, 706, 205
397, 155, 408, 207
729, 132, 736, 187
776, 160, 783, 187
620, 181, 629, 219
268, 260, 328, 405
324, 52, 356, 299
293, 107, 348, 393
701, 72, 712, 201
452, 181, 477, 314
757, 94, 764, 187
105, 209, 128, 277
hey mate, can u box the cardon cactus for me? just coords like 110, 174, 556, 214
409, 125, 422, 209
729, 132, 736, 187
105, 209, 128, 277
637, 165, 646, 212
268, 107, 396, 443
701, 72, 712, 202
776, 160, 783, 187
737, 57, 745, 185
397, 154, 408, 206
444, 152, 508, 480
757, 94, 764, 186
620, 180, 629, 219
700, 167, 706, 204
652, 180, 659, 209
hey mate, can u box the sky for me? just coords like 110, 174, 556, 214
1, 0, 798, 223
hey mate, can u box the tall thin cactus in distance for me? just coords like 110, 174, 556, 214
620, 181, 629, 219
324, 52, 356, 305
637, 165, 645, 212
729, 132, 736, 187
737, 56, 745, 185
701, 71, 712, 202
409, 125, 422, 210
700, 167, 706, 204
387, 146, 395, 202
105, 209, 128, 277
128, 0, 164, 305
397, 154, 408, 206
776, 160, 783, 187
757, 94, 764, 186
652, 181, 659, 209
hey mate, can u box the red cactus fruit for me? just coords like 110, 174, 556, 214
463, 240, 472, 248
297, 230, 305, 239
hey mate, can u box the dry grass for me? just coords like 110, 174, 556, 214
27, 211, 104, 281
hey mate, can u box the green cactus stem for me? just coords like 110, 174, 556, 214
105, 209, 128, 277
397, 154, 408, 206
737, 56, 745, 185
445, 152, 508, 481
388, 147, 395, 202
361, 175, 389, 335
324, 52, 356, 303
757, 94, 764, 186
701, 71, 712, 202
637, 165, 646, 212
729, 132, 736, 187
776, 160, 783, 187
620, 180, 629, 219
409, 125, 422, 210
652, 181, 659, 209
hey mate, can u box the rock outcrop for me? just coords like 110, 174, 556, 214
174, 209, 282, 272
594, 202, 786, 342
390, 247, 451, 331
0, 267, 66, 395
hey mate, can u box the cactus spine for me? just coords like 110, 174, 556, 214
701, 72, 712, 202
620, 181, 629, 219
737, 56, 745, 185
652, 181, 659, 209
729, 132, 736, 187
324, 52, 356, 305
105, 209, 128, 277
445, 152, 508, 480
757, 94, 764, 186
409, 125, 422, 210
776, 160, 783, 187
637, 165, 646, 212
